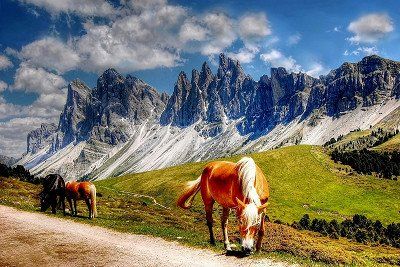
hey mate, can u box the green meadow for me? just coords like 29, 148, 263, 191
96, 145, 400, 224
1, 145, 399, 266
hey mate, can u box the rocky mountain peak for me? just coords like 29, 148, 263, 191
27, 123, 57, 154
99, 68, 124, 84
217, 53, 244, 79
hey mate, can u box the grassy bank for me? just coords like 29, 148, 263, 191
1, 145, 399, 266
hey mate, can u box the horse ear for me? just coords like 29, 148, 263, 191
236, 197, 246, 209
258, 202, 269, 214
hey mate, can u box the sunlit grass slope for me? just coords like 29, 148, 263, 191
373, 133, 400, 152
96, 145, 400, 224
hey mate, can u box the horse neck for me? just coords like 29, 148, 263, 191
237, 159, 261, 206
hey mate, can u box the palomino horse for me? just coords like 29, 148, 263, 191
177, 157, 269, 254
65, 181, 97, 219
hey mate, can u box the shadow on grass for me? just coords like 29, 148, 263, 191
225, 249, 248, 258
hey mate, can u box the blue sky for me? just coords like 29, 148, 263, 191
0, 0, 399, 157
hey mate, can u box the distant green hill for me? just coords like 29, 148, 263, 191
373, 133, 400, 152
96, 145, 400, 224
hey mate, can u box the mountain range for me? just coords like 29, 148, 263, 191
17, 54, 400, 180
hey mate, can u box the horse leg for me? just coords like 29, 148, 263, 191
67, 197, 73, 216
51, 195, 57, 214
256, 213, 266, 252
73, 199, 77, 216
204, 201, 216, 245
221, 207, 232, 251
85, 198, 91, 219
61, 194, 66, 216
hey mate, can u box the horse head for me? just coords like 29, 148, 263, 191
39, 191, 51, 212
236, 197, 268, 254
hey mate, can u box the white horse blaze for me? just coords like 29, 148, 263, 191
242, 235, 254, 250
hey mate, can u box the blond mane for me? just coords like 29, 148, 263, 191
236, 156, 261, 206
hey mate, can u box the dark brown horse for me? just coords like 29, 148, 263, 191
66, 181, 97, 219
40, 174, 66, 215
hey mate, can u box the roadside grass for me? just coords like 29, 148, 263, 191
1, 145, 399, 266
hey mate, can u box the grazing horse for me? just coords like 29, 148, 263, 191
40, 174, 66, 215
65, 181, 97, 219
177, 157, 269, 254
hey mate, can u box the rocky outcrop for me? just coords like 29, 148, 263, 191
161, 54, 319, 133
161, 54, 400, 134
56, 70, 168, 148
27, 123, 57, 154
0, 155, 18, 166
325, 55, 400, 116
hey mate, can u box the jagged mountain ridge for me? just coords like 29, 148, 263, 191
19, 54, 400, 180
0, 155, 18, 167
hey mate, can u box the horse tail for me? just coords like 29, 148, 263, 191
236, 156, 260, 206
177, 176, 201, 209
90, 184, 97, 218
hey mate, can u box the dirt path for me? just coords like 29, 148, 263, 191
0, 205, 294, 267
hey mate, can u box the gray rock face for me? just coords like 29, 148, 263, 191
24, 54, 400, 165
161, 54, 253, 128
55, 69, 168, 149
161, 54, 400, 134
57, 80, 92, 148
27, 123, 57, 154
0, 155, 18, 166
325, 55, 400, 116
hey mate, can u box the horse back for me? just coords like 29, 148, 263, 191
255, 166, 269, 203
66, 181, 94, 200
202, 161, 242, 207
42, 174, 65, 194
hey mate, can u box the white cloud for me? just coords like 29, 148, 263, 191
20, 37, 80, 73
227, 43, 260, 64
0, 85, 66, 157
13, 1, 276, 74
0, 55, 13, 70
18, 0, 117, 17
287, 33, 301, 45
347, 13, 394, 43
0, 81, 7, 92
344, 46, 379, 56
34, 90, 67, 111
13, 63, 66, 94
334, 26, 340, 32
306, 63, 327, 77
200, 13, 236, 56
260, 49, 301, 72
0, 116, 54, 157
238, 13, 271, 41
179, 20, 208, 42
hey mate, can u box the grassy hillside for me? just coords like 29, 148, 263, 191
96, 145, 400, 224
1, 145, 399, 266
373, 134, 400, 152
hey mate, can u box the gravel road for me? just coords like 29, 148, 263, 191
0, 205, 294, 267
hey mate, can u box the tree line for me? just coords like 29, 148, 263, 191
331, 149, 399, 179
323, 128, 399, 151
292, 214, 400, 248
0, 163, 39, 184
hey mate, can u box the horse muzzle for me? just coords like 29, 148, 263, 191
242, 247, 253, 256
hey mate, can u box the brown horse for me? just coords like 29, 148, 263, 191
65, 181, 97, 219
177, 157, 269, 255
